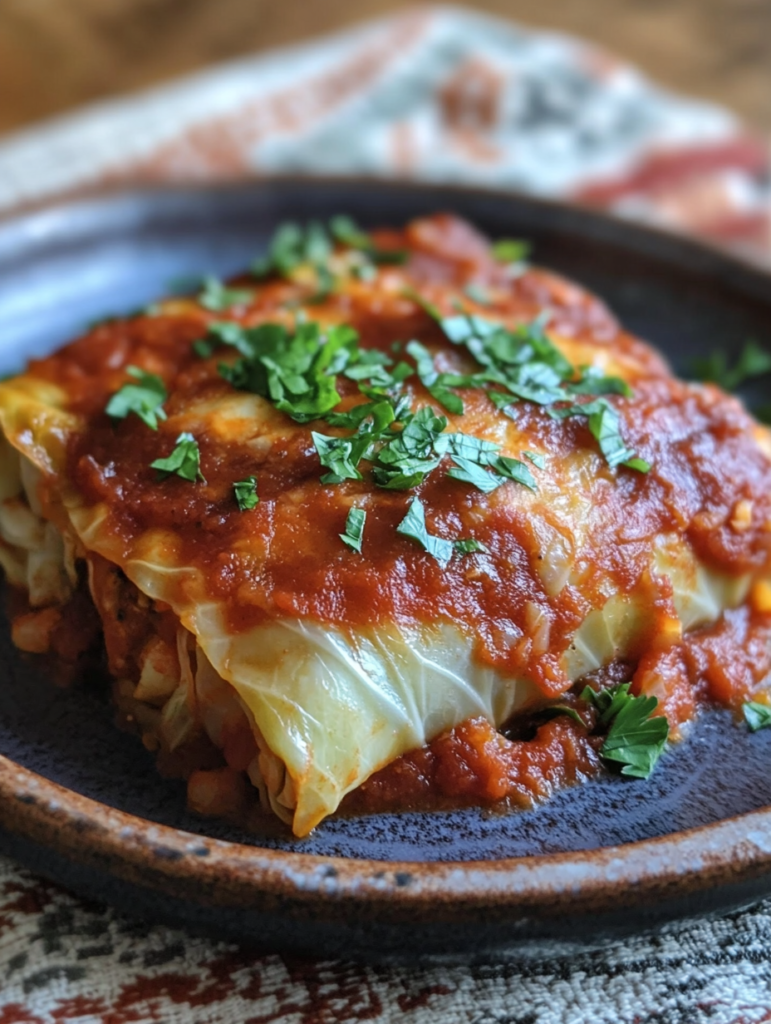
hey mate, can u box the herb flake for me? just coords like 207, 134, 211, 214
582, 682, 669, 779
396, 497, 454, 565
150, 432, 206, 483
106, 366, 167, 430
744, 701, 771, 732
340, 507, 366, 552
233, 476, 258, 510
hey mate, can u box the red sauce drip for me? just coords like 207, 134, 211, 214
344, 716, 602, 815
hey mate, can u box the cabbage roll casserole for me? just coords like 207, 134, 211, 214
2, 213, 771, 838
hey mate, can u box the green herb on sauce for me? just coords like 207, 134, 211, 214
523, 451, 546, 469
406, 339, 464, 415
491, 239, 531, 264
150, 432, 206, 483
372, 406, 448, 490
453, 537, 489, 556
329, 215, 408, 265
106, 366, 167, 430
549, 398, 649, 471
433, 313, 649, 473
464, 283, 492, 306
743, 701, 771, 732
233, 476, 259, 511
251, 221, 332, 279
216, 320, 359, 423
691, 339, 771, 392
396, 497, 486, 564
546, 704, 586, 727
340, 507, 367, 552
581, 682, 669, 779
445, 434, 536, 494
396, 497, 455, 566
197, 276, 253, 312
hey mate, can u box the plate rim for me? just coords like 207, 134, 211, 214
2, 176, 771, 928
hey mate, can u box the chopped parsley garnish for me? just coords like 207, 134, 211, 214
464, 283, 491, 306
313, 400, 396, 484
251, 221, 332, 278
545, 704, 585, 726
445, 434, 536, 493
396, 497, 455, 566
306, 264, 336, 304
197, 276, 253, 312
433, 312, 649, 473
523, 451, 546, 469
691, 339, 771, 391
372, 406, 448, 490
406, 339, 464, 414
453, 537, 489, 555
150, 432, 206, 483
550, 398, 650, 471
401, 287, 441, 321
233, 476, 258, 510
106, 366, 167, 430
491, 239, 531, 264
330, 215, 408, 265
581, 682, 669, 779
744, 701, 771, 732
216, 320, 359, 423
396, 497, 485, 565
249, 217, 406, 303
340, 507, 366, 552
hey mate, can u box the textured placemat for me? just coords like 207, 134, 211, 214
0, 8, 770, 1021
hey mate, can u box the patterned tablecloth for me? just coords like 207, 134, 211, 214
0, 8, 770, 1022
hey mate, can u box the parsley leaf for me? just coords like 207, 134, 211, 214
396, 498, 487, 563
306, 263, 336, 304
329, 215, 371, 250
251, 221, 332, 278
233, 476, 258, 510
373, 406, 447, 490
150, 432, 206, 483
446, 456, 504, 493
582, 682, 669, 779
545, 704, 586, 726
330, 214, 408, 265
402, 287, 442, 321
436, 313, 650, 473
568, 365, 633, 398
453, 537, 489, 555
193, 320, 256, 359
313, 400, 396, 484
106, 366, 167, 430
744, 701, 771, 732
396, 497, 454, 566
198, 276, 253, 312
340, 506, 366, 552
406, 339, 464, 414
312, 431, 365, 484
551, 398, 649, 473
444, 434, 536, 493
691, 340, 771, 391
464, 283, 491, 306
523, 451, 546, 469
217, 320, 359, 423
491, 239, 531, 264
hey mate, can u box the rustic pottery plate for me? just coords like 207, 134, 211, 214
1, 180, 771, 962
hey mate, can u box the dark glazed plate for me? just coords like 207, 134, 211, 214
1, 179, 771, 962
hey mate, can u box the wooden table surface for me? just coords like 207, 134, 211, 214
0, 0, 769, 136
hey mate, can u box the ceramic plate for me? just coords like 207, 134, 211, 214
1, 179, 771, 961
